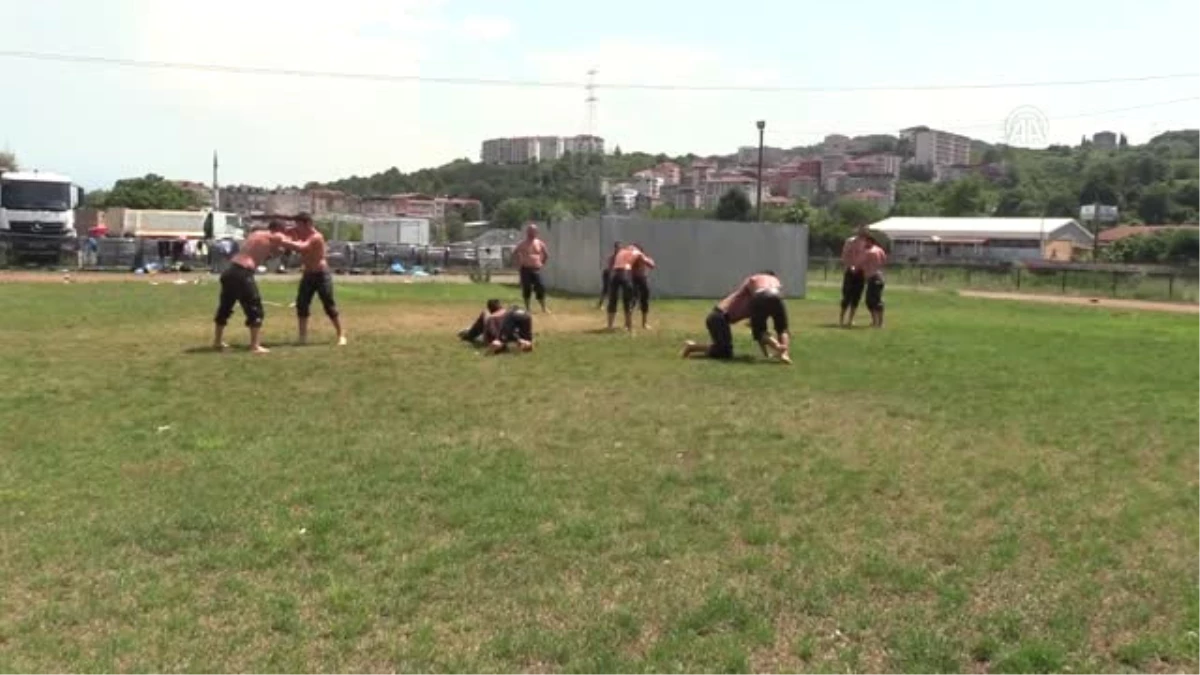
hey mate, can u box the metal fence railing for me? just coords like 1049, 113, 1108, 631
809, 257, 1199, 303
0, 232, 519, 277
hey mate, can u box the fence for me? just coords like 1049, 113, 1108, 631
0, 232, 519, 276
543, 215, 809, 299
810, 257, 1199, 303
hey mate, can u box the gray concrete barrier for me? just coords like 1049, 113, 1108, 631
542, 216, 809, 299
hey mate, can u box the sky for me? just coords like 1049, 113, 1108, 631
2, 0, 1198, 189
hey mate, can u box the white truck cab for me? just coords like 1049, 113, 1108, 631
0, 170, 83, 263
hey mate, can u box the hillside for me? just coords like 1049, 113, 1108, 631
322, 150, 684, 221
320, 131, 1199, 232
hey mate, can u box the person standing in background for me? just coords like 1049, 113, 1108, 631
512, 223, 550, 313
860, 233, 888, 328
630, 242, 656, 330
839, 225, 870, 328
597, 241, 622, 309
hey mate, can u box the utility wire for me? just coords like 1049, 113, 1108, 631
2, 49, 1198, 93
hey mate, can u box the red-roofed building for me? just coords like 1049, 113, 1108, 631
1097, 224, 1198, 245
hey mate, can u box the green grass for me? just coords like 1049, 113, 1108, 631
0, 279, 1196, 673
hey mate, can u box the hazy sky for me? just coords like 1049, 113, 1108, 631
3, 0, 1198, 189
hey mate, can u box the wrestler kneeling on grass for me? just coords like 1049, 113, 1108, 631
458, 299, 504, 344
484, 304, 535, 354
681, 270, 791, 364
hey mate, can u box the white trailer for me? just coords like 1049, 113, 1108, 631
106, 208, 244, 240
361, 218, 430, 246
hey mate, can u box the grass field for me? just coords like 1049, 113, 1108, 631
0, 279, 1196, 673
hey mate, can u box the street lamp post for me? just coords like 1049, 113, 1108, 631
755, 120, 766, 221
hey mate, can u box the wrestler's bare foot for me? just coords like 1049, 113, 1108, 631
213, 341, 229, 352
681, 340, 696, 358
337, 335, 348, 346
779, 353, 792, 365
250, 345, 271, 355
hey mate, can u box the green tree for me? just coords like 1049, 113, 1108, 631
832, 198, 884, 227
1079, 178, 1121, 207
457, 202, 483, 222
1137, 183, 1172, 223
1173, 181, 1199, 210
1101, 234, 1164, 263
938, 177, 988, 216
781, 198, 813, 225
0, 151, 16, 172
1043, 192, 1079, 217
994, 189, 1027, 217
807, 209, 852, 257
900, 164, 935, 182
1133, 155, 1170, 184
84, 190, 110, 209
1166, 228, 1200, 263
981, 147, 1004, 164
104, 174, 201, 210
715, 189, 752, 221
444, 211, 466, 243
492, 197, 532, 229
1118, 133, 1129, 150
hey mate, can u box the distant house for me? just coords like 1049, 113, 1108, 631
870, 217, 1095, 262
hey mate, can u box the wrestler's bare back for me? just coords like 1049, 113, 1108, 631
231, 231, 284, 269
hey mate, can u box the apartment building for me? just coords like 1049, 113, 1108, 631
900, 126, 972, 166
480, 135, 605, 164
699, 175, 762, 210
1092, 131, 1118, 149
632, 173, 664, 199
845, 154, 901, 177
787, 176, 820, 201
634, 161, 682, 187
219, 185, 268, 214
654, 161, 681, 185
563, 134, 605, 156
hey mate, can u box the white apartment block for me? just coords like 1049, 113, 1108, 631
633, 174, 664, 199
901, 126, 972, 167
480, 135, 605, 164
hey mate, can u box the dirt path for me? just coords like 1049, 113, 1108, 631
959, 290, 1199, 315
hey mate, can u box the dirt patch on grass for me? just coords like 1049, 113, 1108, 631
959, 290, 1198, 314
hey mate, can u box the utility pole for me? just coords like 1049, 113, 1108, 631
212, 150, 220, 210
1092, 201, 1100, 261
756, 121, 766, 221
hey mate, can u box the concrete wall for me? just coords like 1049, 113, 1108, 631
542, 216, 808, 299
